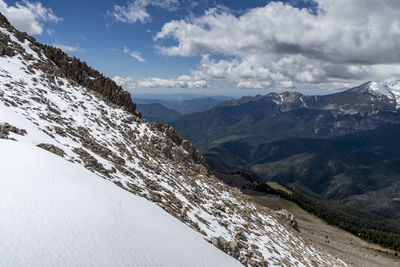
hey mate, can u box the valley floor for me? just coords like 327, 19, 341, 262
246, 191, 400, 267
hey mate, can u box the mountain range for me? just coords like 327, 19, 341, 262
172, 81, 400, 221
137, 103, 182, 123
134, 96, 227, 122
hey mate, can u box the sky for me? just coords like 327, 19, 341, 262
1, 0, 400, 97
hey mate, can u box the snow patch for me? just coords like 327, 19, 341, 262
0, 140, 242, 267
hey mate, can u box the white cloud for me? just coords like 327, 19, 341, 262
0, 0, 61, 35
138, 75, 208, 88
46, 28, 55, 36
108, 0, 179, 24
112, 75, 208, 90
123, 46, 145, 62
113, 76, 136, 90
155, 0, 400, 90
53, 43, 81, 53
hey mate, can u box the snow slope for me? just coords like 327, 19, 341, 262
0, 139, 242, 267
0, 19, 348, 266
364, 80, 400, 108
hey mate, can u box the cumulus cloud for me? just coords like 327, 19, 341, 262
108, 0, 179, 24
123, 46, 145, 62
113, 75, 208, 89
0, 0, 61, 35
113, 76, 136, 90
52, 43, 84, 53
155, 0, 400, 89
138, 75, 208, 88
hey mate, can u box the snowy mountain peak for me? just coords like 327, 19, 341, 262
351, 80, 400, 108
0, 12, 348, 266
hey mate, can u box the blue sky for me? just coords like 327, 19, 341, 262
1, 0, 400, 97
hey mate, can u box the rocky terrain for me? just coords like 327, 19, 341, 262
0, 11, 348, 266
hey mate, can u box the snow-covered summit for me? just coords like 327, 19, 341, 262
350, 80, 400, 108
0, 15, 348, 266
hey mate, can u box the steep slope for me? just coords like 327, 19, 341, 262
0, 12, 347, 266
0, 140, 242, 267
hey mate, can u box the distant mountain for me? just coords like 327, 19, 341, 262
137, 103, 182, 123
172, 81, 400, 220
133, 97, 175, 107
134, 93, 231, 101
134, 97, 227, 115
173, 81, 400, 149
173, 97, 226, 114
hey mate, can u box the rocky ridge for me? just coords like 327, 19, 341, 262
222, 82, 400, 116
0, 13, 348, 266
0, 13, 137, 115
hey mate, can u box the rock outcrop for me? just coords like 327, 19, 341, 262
0, 11, 9, 25
276, 210, 300, 232
0, 123, 27, 139
39, 44, 137, 115
37, 143, 66, 157
150, 121, 209, 169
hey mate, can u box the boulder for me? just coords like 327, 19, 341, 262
212, 237, 241, 259
275, 210, 300, 232
4, 47, 14, 57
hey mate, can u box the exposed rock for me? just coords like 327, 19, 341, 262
0, 123, 27, 139
212, 237, 241, 260
150, 121, 209, 170
38, 44, 138, 115
0, 12, 9, 26
0, 32, 14, 57
161, 143, 173, 159
275, 209, 300, 232
37, 143, 65, 157
4, 47, 14, 57
73, 147, 110, 176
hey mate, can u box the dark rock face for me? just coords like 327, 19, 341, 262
0, 28, 14, 57
0, 11, 137, 116
0, 12, 9, 26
